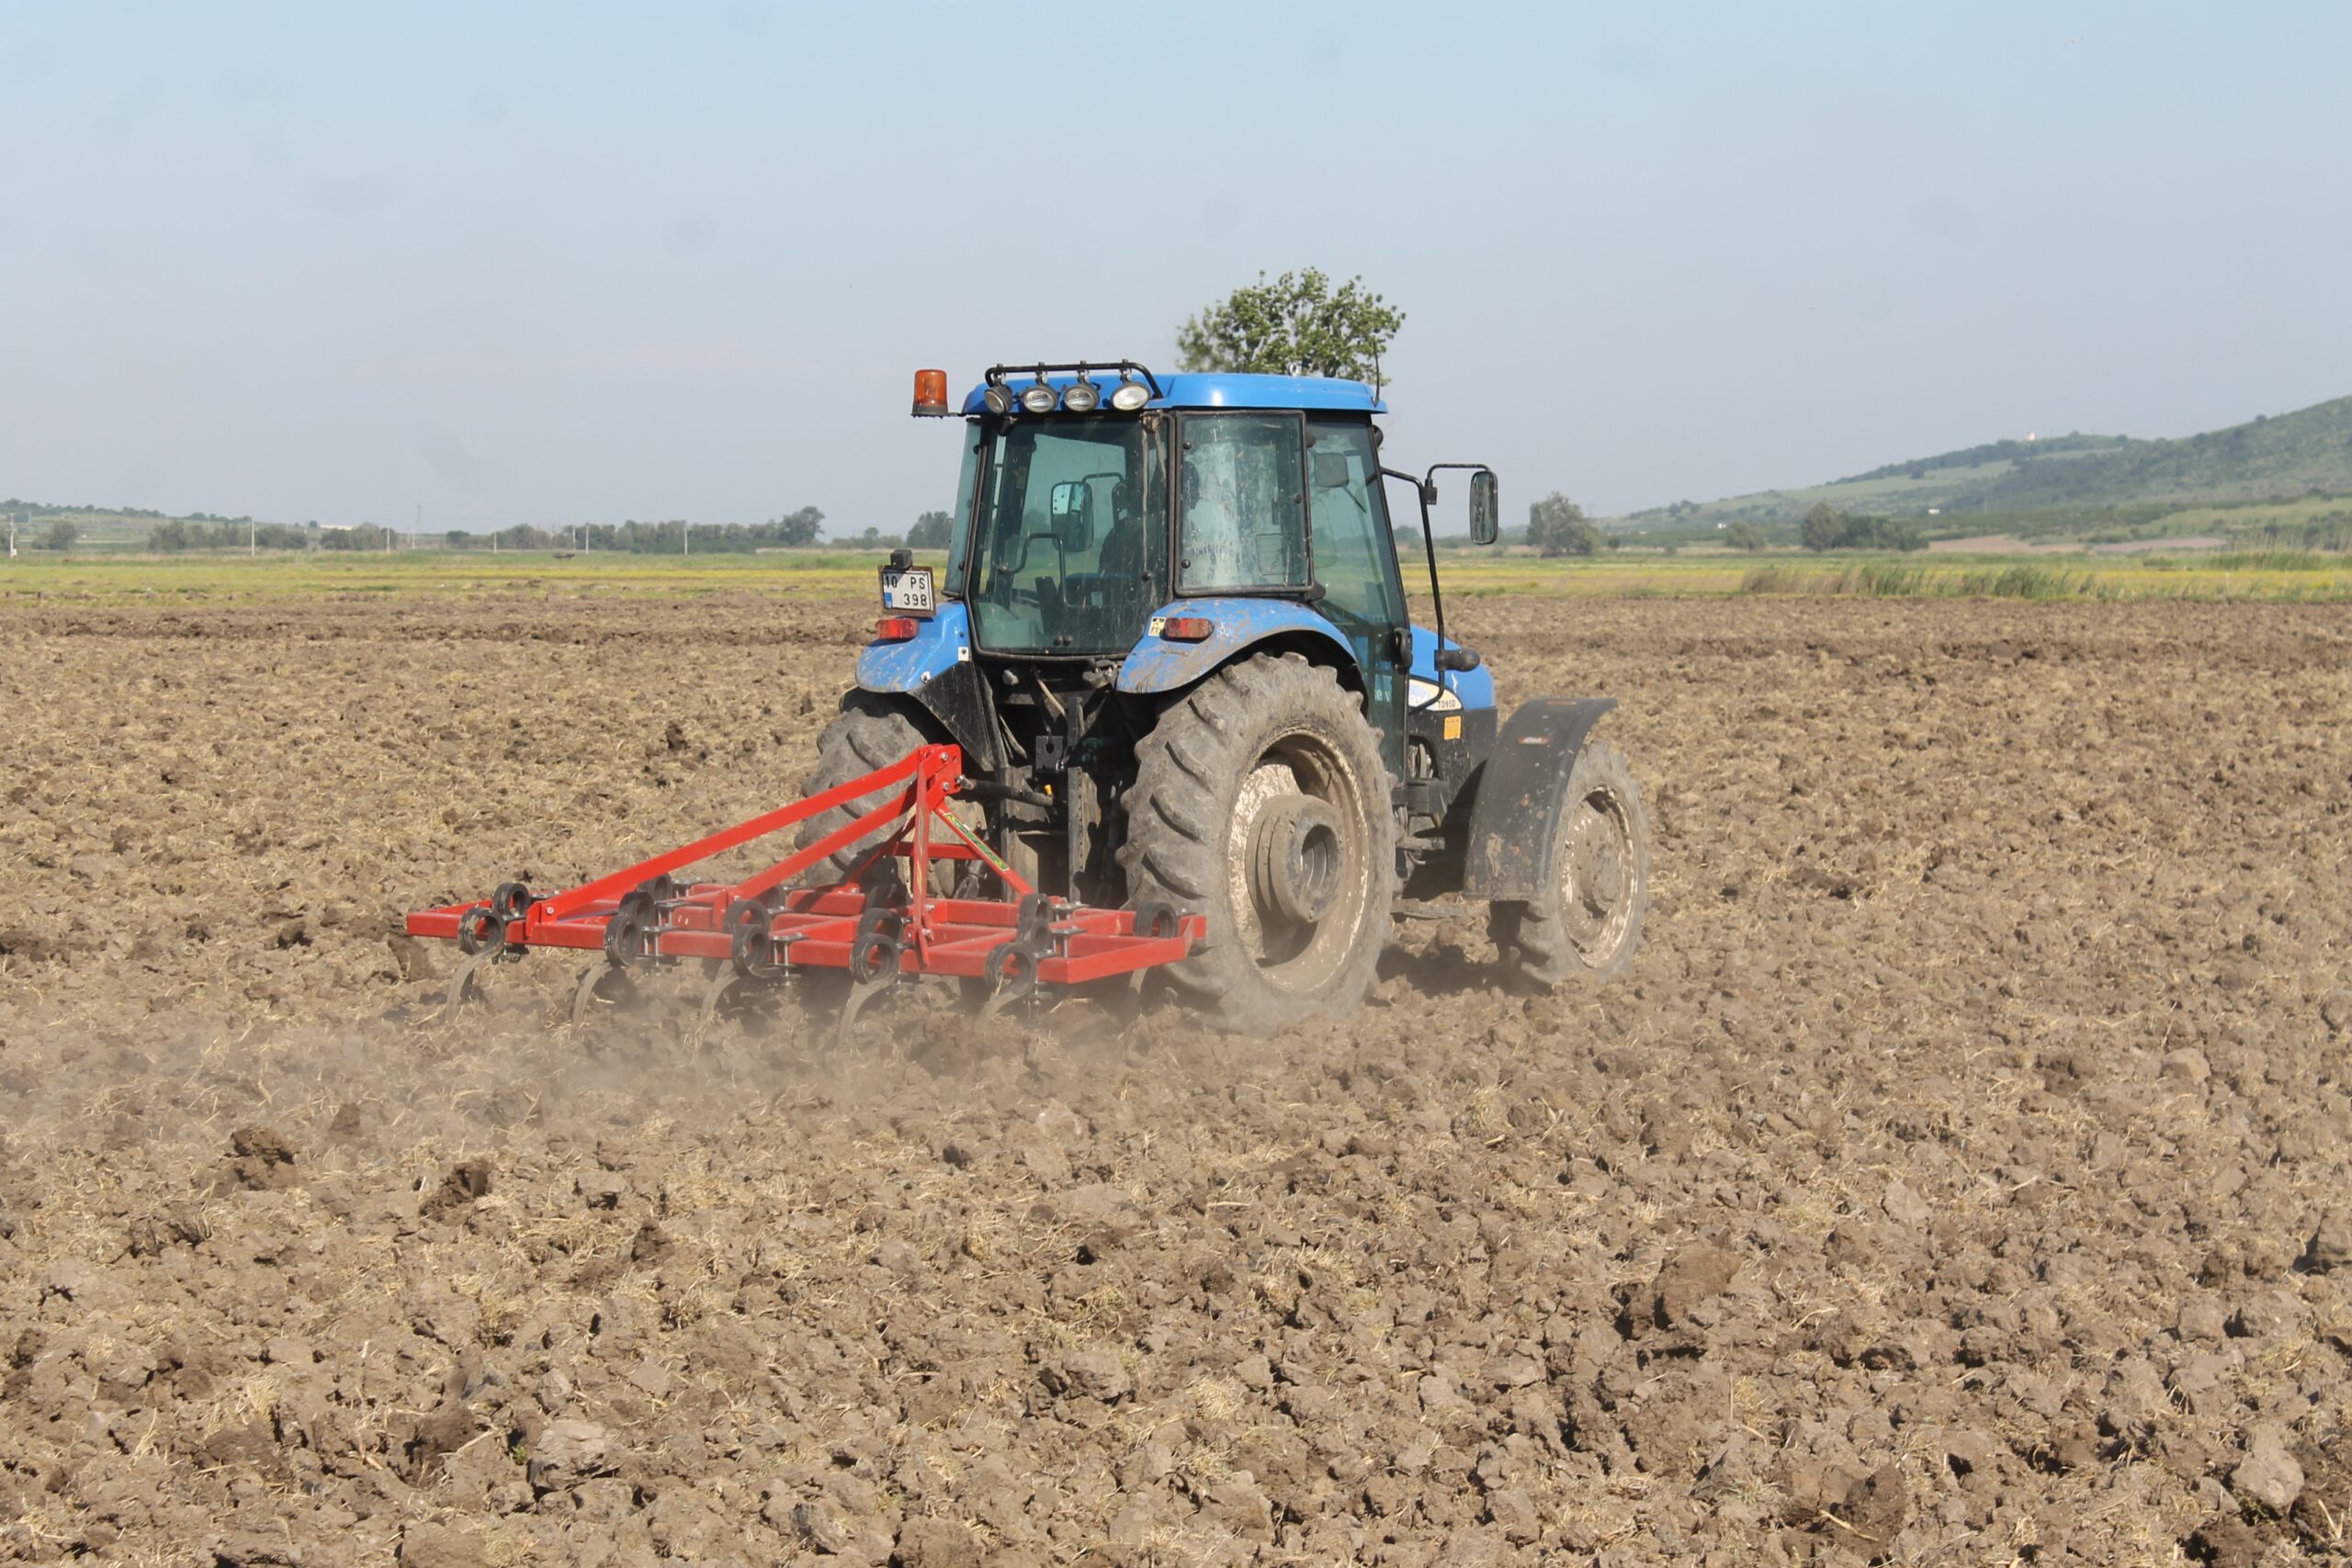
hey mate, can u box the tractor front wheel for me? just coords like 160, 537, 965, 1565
1119, 653, 1395, 1032
1488, 738, 1650, 986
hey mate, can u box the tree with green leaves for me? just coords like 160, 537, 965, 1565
907, 510, 953, 551
772, 506, 824, 547
1802, 502, 1848, 552
40, 519, 79, 552
1176, 269, 1404, 383
1525, 492, 1600, 558
1724, 521, 1769, 552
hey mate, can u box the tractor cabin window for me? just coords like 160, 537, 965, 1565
1177, 413, 1308, 594
969, 418, 1167, 654
1305, 420, 1402, 629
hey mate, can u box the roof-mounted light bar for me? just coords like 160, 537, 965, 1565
980, 359, 1165, 415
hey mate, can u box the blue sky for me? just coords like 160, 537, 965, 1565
5, 3, 2347, 533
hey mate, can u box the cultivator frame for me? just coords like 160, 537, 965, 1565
404, 744, 1202, 1033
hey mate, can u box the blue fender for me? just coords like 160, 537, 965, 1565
856, 601, 972, 694
1115, 598, 1358, 694
1406, 624, 1497, 715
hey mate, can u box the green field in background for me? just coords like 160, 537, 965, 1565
4, 547, 2348, 605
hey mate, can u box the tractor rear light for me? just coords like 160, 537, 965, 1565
1018, 379, 1058, 414
1159, 616, 1214, 642
1109, 378, 1150, 411
1061, 373, 1100, 413
875, 617, 920, 642
911, 368, 949, 417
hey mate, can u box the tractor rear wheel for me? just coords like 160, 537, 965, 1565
1488, 738, 1650, 986
796, 693, 937, 885
1119, 653, 1394, 1032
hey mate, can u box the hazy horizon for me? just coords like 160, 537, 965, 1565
7, 3, 2349, 536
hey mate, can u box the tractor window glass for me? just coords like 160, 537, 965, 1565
1306, 421, 1400, 628
944, 421, 981, 596
1178, 414, 1307, 593
968, 419, 1166, 654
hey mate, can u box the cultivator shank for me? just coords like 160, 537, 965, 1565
405, 744, 1201, 1032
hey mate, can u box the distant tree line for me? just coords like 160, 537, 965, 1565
1802, 502, 1927, 553
138, 506, 858, 554
3, 497, 174, 519
148, 519, 318, 551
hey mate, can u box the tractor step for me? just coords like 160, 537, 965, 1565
404, 743, 1201, 1033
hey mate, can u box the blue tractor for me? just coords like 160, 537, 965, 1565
797, 361, 1651, 1031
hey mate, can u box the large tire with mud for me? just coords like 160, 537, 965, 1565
1487, 738, 1650, 986
1118, 653, 1395, 1032
795, 692, 937, 885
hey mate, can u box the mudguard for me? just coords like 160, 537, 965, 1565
853, 603, 1002, 773
1115, 598, 1357, 694
1458, 696, 1618, 902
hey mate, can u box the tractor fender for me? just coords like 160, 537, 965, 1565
1458, 696, 1618, 902
854, 603, 1002, 773
1115, 598, 1357, 695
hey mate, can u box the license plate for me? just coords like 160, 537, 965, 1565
878, 565, 936, 617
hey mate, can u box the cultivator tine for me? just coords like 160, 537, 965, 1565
438, 947, 495, 1025
971, 986, 1023, 1029
570, 958, 629, 1027
973, 942, 1040, 1027
834, 973, 896, 1040
693, 966, 741, 1047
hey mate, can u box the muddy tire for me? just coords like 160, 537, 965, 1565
795, 692, 937, 885
1118, 654, 1394, 1032
1488, 738, 1649, 986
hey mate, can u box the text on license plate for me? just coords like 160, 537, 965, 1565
879, 567, 935, 616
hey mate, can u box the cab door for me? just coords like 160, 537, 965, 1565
1305, 418, 1408, 775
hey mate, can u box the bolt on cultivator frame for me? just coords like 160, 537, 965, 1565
405, 743, 1203, 1035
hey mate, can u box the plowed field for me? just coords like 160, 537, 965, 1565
2, 594, 2348, 1566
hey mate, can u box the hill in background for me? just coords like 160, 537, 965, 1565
1621, 392, 2352, 532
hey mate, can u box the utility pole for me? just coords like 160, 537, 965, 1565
683, 520, 690, 558
414, 503, 422, 552
249, 514, 256, 557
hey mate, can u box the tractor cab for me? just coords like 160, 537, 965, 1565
887, 362, 1499, 786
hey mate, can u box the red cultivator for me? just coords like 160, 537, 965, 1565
404, 743, 1202, 1034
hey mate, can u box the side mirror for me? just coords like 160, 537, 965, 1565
1468, 469, 1499, 546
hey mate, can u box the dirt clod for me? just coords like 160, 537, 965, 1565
227, 1123, 300, 1190
397, 1523, 491, 1568
2233, 1423, 2306, 1511
526, 1418, 613, 1491
2304, 1207, 2352, 1273
1651, 1243, 1740, 1327
420, 1158, 493, 1221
